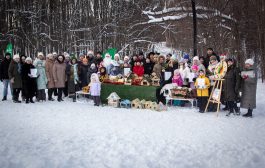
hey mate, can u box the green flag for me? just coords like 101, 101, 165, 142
5, 43, 13, 58
103, 48, 117, 60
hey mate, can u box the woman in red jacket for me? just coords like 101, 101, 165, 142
133, 61, 144, 77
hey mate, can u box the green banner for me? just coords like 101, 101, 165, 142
103, 48, 117, 59
5, 43, 13, 58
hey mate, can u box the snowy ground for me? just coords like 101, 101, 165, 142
0, 82, 265, 168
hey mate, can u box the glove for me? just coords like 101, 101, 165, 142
0, 79, 3, 82
11, 78, 14, 84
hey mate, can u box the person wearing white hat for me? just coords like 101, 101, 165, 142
21, 56, 37, 103
240, 58, 257, 117
8, 54, 22, 103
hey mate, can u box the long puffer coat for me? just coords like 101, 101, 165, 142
240, 68, 257, 109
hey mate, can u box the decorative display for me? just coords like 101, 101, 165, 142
107, 92, 120, 107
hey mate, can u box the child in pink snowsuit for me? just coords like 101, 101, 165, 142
172, 69, 183, 86
172, 69, 184, 106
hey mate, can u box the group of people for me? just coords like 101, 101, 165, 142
0, 48, 257, 117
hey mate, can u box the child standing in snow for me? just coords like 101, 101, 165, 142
195, 70, 210, 113
172, 69, 184, 106
89, 73, 101, 106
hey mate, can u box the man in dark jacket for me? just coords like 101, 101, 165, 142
8, 54, 23, 103
204, 48, 220, 69
0, 53, 12, 101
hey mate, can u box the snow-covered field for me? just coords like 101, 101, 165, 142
0, 82, 265, 168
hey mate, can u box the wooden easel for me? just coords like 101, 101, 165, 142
204, 79, 224, 116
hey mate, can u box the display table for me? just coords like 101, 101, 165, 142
100, 83, 158, 103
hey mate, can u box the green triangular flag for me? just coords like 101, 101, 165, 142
103, 48, 117, 60
5, 43, 13, 58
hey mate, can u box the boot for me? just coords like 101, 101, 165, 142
26, 99, 29, 104
30, 98, 35, 103
235, 107, 241, 115
243, 109, 253, 117
222, 106, 229, 111
13, 99, 21, 103
48, 97, 55, 101
226, 108, 234, 116
2, 96, 7, 101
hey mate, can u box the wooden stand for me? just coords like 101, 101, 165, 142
204, 79, 224, 116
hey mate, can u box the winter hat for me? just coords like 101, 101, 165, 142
184, 54, 190, 60
210, 55, 217, 61
179, 58, 185, 63
191, 65, 199, 72
105, 53, 111, 58
245, 59, 254, 65
220, 54, 227, 60
13, 54, 20, 60
47, 54, 53, 59
124, 56, 130, 61
65, 53, 70, 58
87, 50, 94, 56
38, 52, 44, 57
193, 56, 199, 61
79, 53, 85, 57
114, 53, 120, 60
25, 57, 32, 62
174, 69, 180, 75
52, 52, 57, 55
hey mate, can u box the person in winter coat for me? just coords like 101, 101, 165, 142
223, 58, 241, 116
144, 57, 153, 76
123, 56, 131, 69
35, 59, 48, 101
103, 53, 112, 75
172, 69, 184, 106
79, 57, 90, 88
89, 73, 101, 106
133, 61, 144, 77
20, 55, 27, 100
8, 54, 23, 103
87, 50, 95, 64
207, 55, 219, 112
66, 57, 80, 102
204, 48, 220, 69
99, 67, 108, 82
87, 63, 98, 84
0, 53, 12, 101
21, 57, 37, 103
240, 59, 257, 117
63, 53, 71, 97
130, 55, 138, 70
53, 55, 66, 102
33, 52, 45, 67
172, 69, 183, 86
179, 59, 191, 87
195, 69, 210, 113
45, 54, 56, 101
95, 51, 103, 67
153, 56, 165, 80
